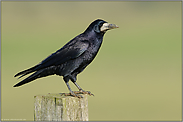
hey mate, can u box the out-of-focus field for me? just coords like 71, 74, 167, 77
1, 2, 181, 121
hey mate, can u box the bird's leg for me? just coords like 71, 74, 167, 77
61, 82, 83, 98
72, 82, 94, 96
61, 77, 83, 98
70, 74, 94, 96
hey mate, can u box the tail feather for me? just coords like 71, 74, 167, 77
17, 72, 30, 79
13, 70, 43, 87
14, 65, 39, 78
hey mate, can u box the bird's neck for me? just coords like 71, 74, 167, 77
84, 30, 104, 41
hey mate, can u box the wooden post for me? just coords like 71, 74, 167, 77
34, 93, 88, 121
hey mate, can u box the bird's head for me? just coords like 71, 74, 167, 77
85, 19, 119, 34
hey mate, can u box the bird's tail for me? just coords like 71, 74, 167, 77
13, 69, 43, 87
14, 65, 39, 79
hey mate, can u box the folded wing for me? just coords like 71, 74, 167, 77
14, 40, 90, 78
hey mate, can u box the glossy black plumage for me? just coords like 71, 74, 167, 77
14, 19, 118, 97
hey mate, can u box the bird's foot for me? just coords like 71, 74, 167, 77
73, 90, 94, 96
60, 92, 83, 98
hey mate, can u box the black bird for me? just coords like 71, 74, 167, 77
14, 19, 118, 98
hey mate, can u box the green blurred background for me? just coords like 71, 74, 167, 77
1, 1, 182, 121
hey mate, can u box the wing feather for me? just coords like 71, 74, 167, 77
34, 40, 90, 71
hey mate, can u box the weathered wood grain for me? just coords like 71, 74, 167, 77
34, 93, 88, 121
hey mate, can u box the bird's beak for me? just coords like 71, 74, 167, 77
100, 23, 119, 32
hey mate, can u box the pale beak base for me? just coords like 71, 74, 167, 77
100, 23, 119, 32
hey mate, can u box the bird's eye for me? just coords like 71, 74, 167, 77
98, 22, 104, 28
94, 24, 101, 33
93, 22, 105, 33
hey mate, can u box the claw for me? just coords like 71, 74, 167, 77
59, 92, 83, 98
71, 92, 83, 98
84, 91, 94, 96
73, 90, 94, 96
